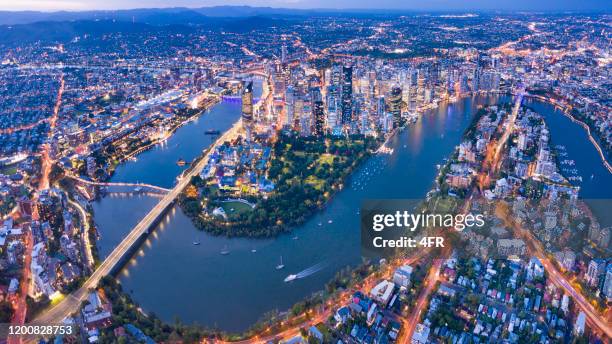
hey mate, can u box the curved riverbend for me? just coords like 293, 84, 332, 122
92, 94, 611, 332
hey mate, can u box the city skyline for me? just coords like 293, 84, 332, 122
0, 5, 610, 344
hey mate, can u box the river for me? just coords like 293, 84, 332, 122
91, 94, 611, 332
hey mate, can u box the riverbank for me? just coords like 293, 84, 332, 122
525, 93, 611, 174
180, 133, 383, 238
90, 95, 220, 184
84, 92, 612, 335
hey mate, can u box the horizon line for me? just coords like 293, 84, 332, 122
0, 5, 608, 14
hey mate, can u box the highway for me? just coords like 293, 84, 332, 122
30, 118, 244, 328
497, 204, 612, 339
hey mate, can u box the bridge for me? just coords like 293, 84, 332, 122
31, 120, 244, 329
67, 175, 171, 193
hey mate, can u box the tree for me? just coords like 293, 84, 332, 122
0, 300, 14, 322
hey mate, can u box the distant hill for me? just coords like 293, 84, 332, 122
0, 6, 417, 26
0, 14, 290, 46
0, 6, 309, 26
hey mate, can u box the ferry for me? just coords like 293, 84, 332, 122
284, 274, 297, 282
205, 129, 221, 135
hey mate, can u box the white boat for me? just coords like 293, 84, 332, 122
276, 256, 285, 270
284, 274, 297, 282
327, 220, 333, 224
220, 245, 230, 255
134, 186, 142, 192
193, 239, 201, 245
251, 248, 257, 253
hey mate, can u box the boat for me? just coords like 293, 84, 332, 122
193, 239, 201, 246
292, 236, 299, 240
205, 129, 221, 135
220, 245, 230, 255
177, 158, 186, 166
328, 220, 333, 224
134, 186, 142, 192
275, 256, 285, 270
284, 274, 297, 283
251, 248, 257, 253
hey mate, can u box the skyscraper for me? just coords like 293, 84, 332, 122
311, 88, 325, 136
313, 100, 325, 137
388, 86, 402, 129
281, 44, 288, 65
341, 66, 353, 124
242, 81, 253, 141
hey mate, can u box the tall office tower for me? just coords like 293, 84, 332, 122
460, 73, 469, 94
359, 110, 369, 133
472, 66, 481, 93
310, 88, 325, 136
416, 71, 425, 105
388, 86, 402, 129
446, 69, 454, 96
402, 78, 411, 104
293, 98, 304, 131
377, 96, 386, 118
241, 81, 254, 141
341, 66, 353, 124
284, 86, 295, 128
281, 44, 287, 65
327, 92, 338, 126
331, 65, 342, 88
313, 100, 325, 137
300, 99, 313, 136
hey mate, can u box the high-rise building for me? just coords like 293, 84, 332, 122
281, 44, 287, 65
416, 71, 425, 105
311, 88, 325, 136
284, 86, 295, 128
603, 264, 612, 302
585, 259, 606, 287
473, 66, 481, 93
341, 66, 353, 124
388, 86, 402, 129
313, 100, 325, 136
242, 81, 253, 141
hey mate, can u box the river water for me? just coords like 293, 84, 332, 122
91, 94, 611, 332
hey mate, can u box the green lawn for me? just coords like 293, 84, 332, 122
220, 201, 253, 215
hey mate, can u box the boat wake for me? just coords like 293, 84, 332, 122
286, 262, 327, 282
